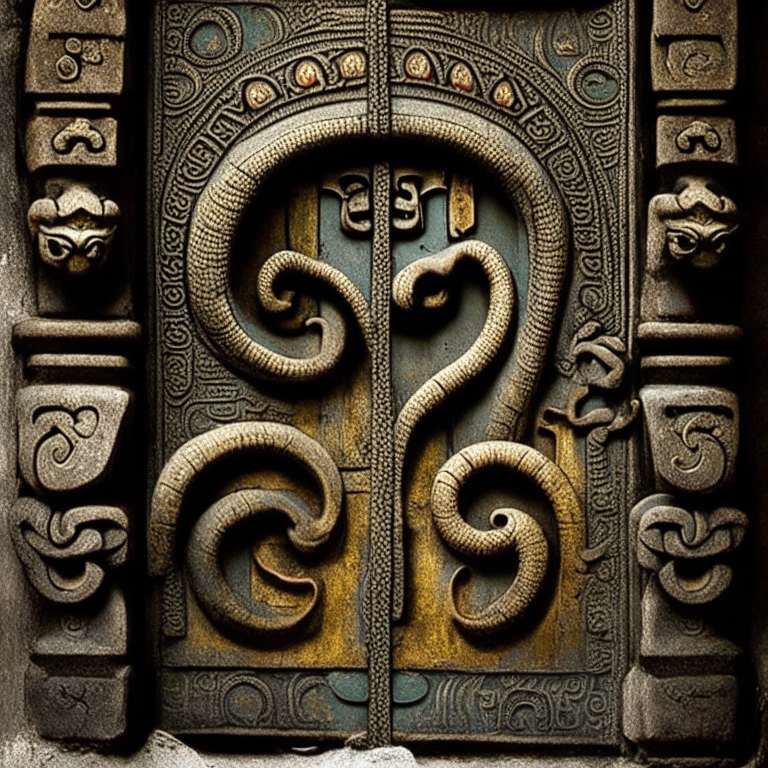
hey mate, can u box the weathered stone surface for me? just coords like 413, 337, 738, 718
33, 586, 128, 656
25, 663, 130, 741
640, 577, 741, 674
0, 740, 627, 768
632, 493, 746, 604
25, 0, 126, 97
641, 179, 738, 324
28, 182, 120, 277
623, 667, 738, 748
11, 497, 129, 603
652, 0, 737, 94
26, 115, 118, 171
656, 116, 737, 167
13, 318, 142, 351
639, 387, 738, 495
17, 384, 131, 494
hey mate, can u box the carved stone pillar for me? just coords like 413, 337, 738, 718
12, 0, 138, 743
623, 0, 746, 758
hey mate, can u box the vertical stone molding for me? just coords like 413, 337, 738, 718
624, 0, 744, 758
12, 0, 136, 744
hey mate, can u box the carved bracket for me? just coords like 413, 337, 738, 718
17, 385, 131, 495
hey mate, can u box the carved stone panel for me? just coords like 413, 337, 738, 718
639, 386, 738, 495
17, 385, 131, 495
150, 0, 635, 748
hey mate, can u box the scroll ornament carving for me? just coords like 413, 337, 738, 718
431, 441, 581, 636
17, 385, 131, 494
52, 117, 105, 154
551, 320, 639, 432
639, 386, 738, 495
11, 497, 128, 603
641, 178, 738, 322
634, 494, 746, 604
150, 422, 343, 639
28, 182, 119, 276
185, 189, 566, 637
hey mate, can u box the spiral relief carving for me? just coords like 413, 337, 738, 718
632, 494, 747, 605
17, 385, 131, 494
183, 100, 571, 648
187, 114, 369, 385
150, 422, 343, 637
258, 250, 373, 349
187, 102, 568, 414
432, 441, 580, 636
640, 386, 738, 495
186, 490, 329, 637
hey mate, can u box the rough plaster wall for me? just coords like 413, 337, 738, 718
0, 0, 34, 750
0, 730, 627, 768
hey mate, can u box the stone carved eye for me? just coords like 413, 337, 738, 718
83, 236, 107, 263
710, 229, 733, 254
665, 228, 700, 259
38, 233, 73, 265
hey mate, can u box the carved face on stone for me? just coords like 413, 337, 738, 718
663, 203, 737, 269
28, 183, 119, 276
656, 179, 738, 270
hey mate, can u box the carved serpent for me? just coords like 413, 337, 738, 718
185, 104, 570, 627
187, 105, 569, 436
186, 489, 326, 637
432, 441, 580, 636
149, 422, 343, 577
258, 250, 372, 349
187, 116, 368, 384
389, 112, 569, 441
391, 240, 515, 619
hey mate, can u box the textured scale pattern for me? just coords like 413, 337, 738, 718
259, 250, 373, 348
392, 240, 516, 624
149, 421, 343, 577
432, 441, 580, 636
366, 160, 395, 748
186, 489, 333, 637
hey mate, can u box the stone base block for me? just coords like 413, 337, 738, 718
26, 663, 129, 741
623, 667, 737, 751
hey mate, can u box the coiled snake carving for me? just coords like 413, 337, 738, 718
149, 422, 343, 637
432, 441, 579, 636
391, 240, 515, 618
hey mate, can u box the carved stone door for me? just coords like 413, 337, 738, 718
9, 0, 750, 759
150, 0, 636, 747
